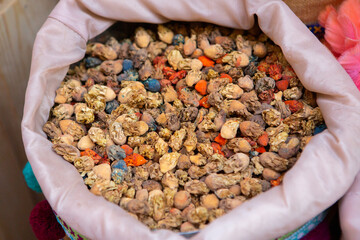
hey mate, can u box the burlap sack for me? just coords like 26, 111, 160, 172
283, 0, 343, 24
22, 0, 360, 239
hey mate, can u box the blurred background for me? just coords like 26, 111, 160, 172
0, 0, 342, 239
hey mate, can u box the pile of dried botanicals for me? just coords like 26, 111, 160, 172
43, 22, 324, 232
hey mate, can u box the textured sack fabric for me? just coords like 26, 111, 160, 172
21, 0, 360, 239
283, 0, 343, 24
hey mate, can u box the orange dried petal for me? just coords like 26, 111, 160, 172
124, 153, 147, 167
216, 54, 227, 64
271, 174, 284, 187
121, 145, 133, 156
214, 133, 227, 146
268, 63, 282, 81
199, 96, 211, 108
81, 148, 102, 164
257, 132, 269, 147
211, 142, 224, 156
220, 73, 232, 83
257, 61, 269, 73
198, 56, 215, 67
195, 80, 207, 95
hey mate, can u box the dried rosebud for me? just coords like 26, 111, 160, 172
259, 152, 288, 171
43, 121, 62, 139
239, 121, 264, 139
240, 178, 263, 197
220, 119, 240, 139
159, 152, 181, 173
187, 207, 209, 224
184, 180, 210, 195
204, 173, 237, 191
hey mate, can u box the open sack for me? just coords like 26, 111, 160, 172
21, 0, 360, 239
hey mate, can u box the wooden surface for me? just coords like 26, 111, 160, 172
0, 0, 57, 239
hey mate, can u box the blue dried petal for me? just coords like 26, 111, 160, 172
105, 100, 120, 114
249, 151, 259, 158
122, 59, 133, 71
111, 168, 127, 184
173, 34, 185, 46
126, 70, 139, 81
143, 78, 161, 92
112, 160, 128, 172
107, 145, 126, 161
117, 72, 128, 82
249, 55, 259, 63
85, 57, 102, 68
147, 122, 157, 132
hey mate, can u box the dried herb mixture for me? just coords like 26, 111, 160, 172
43, 22, 324, 232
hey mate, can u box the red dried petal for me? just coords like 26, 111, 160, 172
268, 63, 282, 81
284, 100, 304, 113
276, 79, 289, 91
257, 132, 269, 147
258, 89, 275, 104
255, 146, 266, 153
257, 61, 269, 73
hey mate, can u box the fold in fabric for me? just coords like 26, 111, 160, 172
21, 0, 360, 239
340, 172, 360, 240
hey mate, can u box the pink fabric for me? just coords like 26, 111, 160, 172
21, 0, 360, 239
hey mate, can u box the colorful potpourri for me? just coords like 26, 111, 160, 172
43, 22, 324, 232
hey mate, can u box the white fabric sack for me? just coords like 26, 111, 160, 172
21, 0, 360, 239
